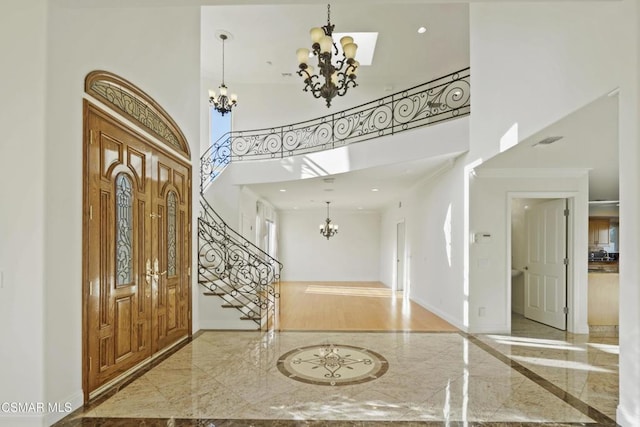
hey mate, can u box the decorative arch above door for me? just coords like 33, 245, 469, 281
85, 70, 191, 160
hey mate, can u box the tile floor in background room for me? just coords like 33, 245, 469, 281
55, 314, 618, 426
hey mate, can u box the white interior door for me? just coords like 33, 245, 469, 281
396, 221, 406, 292
524, 199, 567, 330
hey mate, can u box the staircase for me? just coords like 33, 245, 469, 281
198, 198, 282, 330
197, 67, 470, 330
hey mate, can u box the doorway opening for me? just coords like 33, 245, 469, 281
508, 195, 576, 333
396, 220, 406, 293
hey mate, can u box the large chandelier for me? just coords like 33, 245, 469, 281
319, 201, 339, 240
208, 33, 237, 116
296, 4, 359, 108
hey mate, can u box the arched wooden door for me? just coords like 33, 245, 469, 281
83, 71, 191, 400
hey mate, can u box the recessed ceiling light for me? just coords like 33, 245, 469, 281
357, 207, 363, 210
371, 188, 379, 192
417, 26, 427, 34
279, 189, 287, 192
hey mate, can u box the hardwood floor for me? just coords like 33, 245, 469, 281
278, 281, 458, 331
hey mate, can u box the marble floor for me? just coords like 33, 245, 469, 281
56, 315, 618, 426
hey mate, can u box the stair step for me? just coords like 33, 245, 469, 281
221, 304, 243, 308
240, 316, 260, 321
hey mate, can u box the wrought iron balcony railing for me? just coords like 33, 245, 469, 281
201, 67, 470, 189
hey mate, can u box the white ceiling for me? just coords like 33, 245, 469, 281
201, 3, 470, 89
245, 153, 458, 211
478, 94, 619, 202
201, 3, 619, 211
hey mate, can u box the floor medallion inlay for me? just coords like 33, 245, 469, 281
277, 343, 389, 386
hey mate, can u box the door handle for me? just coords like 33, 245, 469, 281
145, 258, 165, 283
524, 266, 529, 270
145, 259, 153, 284
152, 258, 166, 278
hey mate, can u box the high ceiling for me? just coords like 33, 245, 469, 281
202, 2, 470, 211
201, 3, 619, 211
201, 3, 470, 89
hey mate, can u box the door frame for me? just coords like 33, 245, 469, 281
395, 220, 406, 292
506, 191, 588, 334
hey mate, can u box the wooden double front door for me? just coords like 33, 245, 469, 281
83, 103, 191, 398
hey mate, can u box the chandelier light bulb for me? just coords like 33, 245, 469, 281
310, 27, 324, 43
343, 42, 358, 60
319, 35, 333, 53
297, 48, 310, 65
339, 36, 354, 48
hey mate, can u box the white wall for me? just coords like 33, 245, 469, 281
43, 2, 201, 424
0, 1, 47, 425
279, 209, 380, 282
470, 173, 589, 333
379, 159, 466, 329
469, 2, 639, 423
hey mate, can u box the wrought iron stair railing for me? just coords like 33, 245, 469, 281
201, 67, 470, 189
198, 67, 470, 328
198, 197, 281, 330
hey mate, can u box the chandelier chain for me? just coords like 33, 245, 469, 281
221, 35, 226, 85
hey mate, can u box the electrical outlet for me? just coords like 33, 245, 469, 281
0, 270, 4, 289
478, 307, 486, 317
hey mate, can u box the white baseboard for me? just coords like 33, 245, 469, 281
410, 295, 467, 332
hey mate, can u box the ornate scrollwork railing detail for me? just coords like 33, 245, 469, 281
200, 67, 470, 189
198, 198, 281, 328
200, 136, 232, 190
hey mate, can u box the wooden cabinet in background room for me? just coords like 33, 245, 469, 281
589, 218, 610, 246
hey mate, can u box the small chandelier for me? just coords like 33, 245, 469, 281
296, 4, 359, 108
319, 201, 338, 240
208, 33, 237, 116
